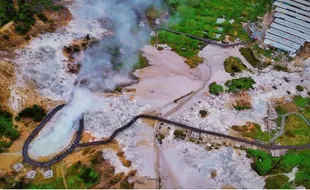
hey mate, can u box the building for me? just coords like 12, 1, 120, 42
190, 131, 201, 140
26, 170, 37, 179
44, 170, 53, 179
264, 0, 310, 55
271, 149, 287, 157
12, 163, 24, 172
243, 23, 264, 40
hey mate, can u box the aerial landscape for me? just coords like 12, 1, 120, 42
0, 0, 310, 189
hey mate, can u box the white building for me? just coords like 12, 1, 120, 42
44, 170, 53, 179
190, 131, 201, 140
264, 0, 310, 54
271, 149, 287, 157
12, 163, 24, 172
26, 170, 37, 179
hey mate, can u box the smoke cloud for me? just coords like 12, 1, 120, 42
76, 0, 163, 92
31, 0, 165, 157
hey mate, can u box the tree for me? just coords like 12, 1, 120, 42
209, 82, 224, 95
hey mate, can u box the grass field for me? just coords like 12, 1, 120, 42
276, 114, 310, 146
157, 0, 273, 61
247, 149, 310, 189
232, 123, 271, 142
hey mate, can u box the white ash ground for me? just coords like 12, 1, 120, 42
10, 0, 107, 103
159, 140, 265, 189
84, 95, 156, 178
162, 45, 310, 134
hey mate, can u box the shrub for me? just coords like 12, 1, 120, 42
293, 96, 310, 108
120, 179, 133, 189
157, 46, 164, 51
246, 149, 275, 176
239, 48, 261, 68
224, 56, 247, 74
275, 106, 287, 115
133, 53, 149, 71
18, 105, 46, 122
233, 105, 251, 110
209, 82, 224, 95
0, 0, 16, 27
274, 64, 288, 72
174, 130, 186, 139
0, 108, 19, 149
36, 12, 48, 22
199, 110, 208, 118
264, 175, 289, 189
225, 77, 255, 92
296, 85, 304, 92
78, 168, 99, 185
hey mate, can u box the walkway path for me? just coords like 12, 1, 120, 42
156, 28, 253, 48
23, 105, 310, 167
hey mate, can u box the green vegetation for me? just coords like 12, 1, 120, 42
224, 56, 247, 74
296, 85, 304, 92
233, 105, 251, 111
274, 64, 289, 72
158, 0, 272, 61
264, 175, 290, 189
252, 44, 292, 62
276, 114, 310, 146
239, 47, 266, 69
0, 0, 64, 35
157, 133, 165, 144
252, 44, 272, 59
246, 149, 276, 176
247, 149, 310, 188
28, 162, 100, 189
275, 105, 288, 115
133, 53, 149, 71
199, 110, 208, 118
0, 107, 19, 152
120, 179, 134, 189
209, 82, 224, 95
293, 96, 310, 109
174, 129, 186, 139
0, 0, 16, 27
293, 95, 310, 119
232, 123, 270, 142
18, 105, 46, 122
225, 77, 255, 92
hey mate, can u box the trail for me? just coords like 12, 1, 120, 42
271, 112, 310, 142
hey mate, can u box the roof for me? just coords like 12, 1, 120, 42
271, 23, 310, 41
275, 7, 310, 22
274, 18, 310, 34
264, 0, 310, 53
274, 1, 310, 16
275, 12, 310, 29
276, 0, 310, 11
265, 33, 300, 50
264, 39, 297, 52
267, 28, 306, 45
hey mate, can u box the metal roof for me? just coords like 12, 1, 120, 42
267, 28, 306, 45
291, 0, 310, 6
276, 7, 310, 22
264, 39, 297, 52
275, 12, 310, 29
276, 0, 310, 11
274, 1, 310, 16
271, 23, 310, 41
265, 33, 301, 50
274, 18, 310, 34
